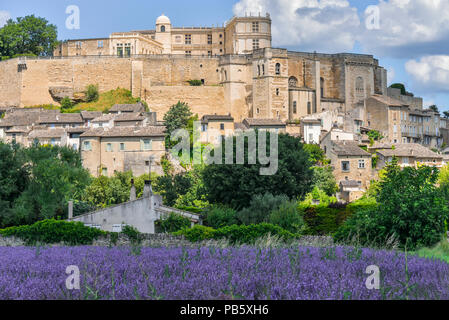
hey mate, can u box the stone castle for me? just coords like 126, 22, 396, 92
1, 13, 387, 128
1, 13, 448, 202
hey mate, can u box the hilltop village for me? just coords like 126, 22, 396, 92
1, 13, 448, 202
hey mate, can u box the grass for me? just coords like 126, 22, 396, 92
414, 239, 449, 264
23, 88, 144, 114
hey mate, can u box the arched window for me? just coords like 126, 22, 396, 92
307, 102, 311, 115
275, 63, 281, 75
320, 77, 325, 98
293, 101, 297, 114
289, 76, 298, 88
161, 25, 166, 32
356, 76, 365, 97
262, 64, 265, 75
257, 65, 260, 76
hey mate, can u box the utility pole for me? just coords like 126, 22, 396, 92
148, 155, 154, 182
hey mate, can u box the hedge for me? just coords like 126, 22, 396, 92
0, 219, 106, 245
174, 223, 298, 244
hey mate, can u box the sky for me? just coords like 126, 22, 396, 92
1, 0, 448, 111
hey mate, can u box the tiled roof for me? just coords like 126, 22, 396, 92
81, 111, 103, 120
340, 180, 361, 187
38, 113, 83, 124
376, 143, 443, 159
29, 129, 66, 139
92, 114, 116, 122
109, 103, 145, 113
243, 118, 286, 127
113, 113, 146, 122
80, 126, 166, 138
5, 126, 31, 134
0, 113, 41, 127
331, 141, 370, 157
201, 114, 234, 122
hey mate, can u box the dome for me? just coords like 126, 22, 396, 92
156, 14, 171, 25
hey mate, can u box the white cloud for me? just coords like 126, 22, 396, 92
386, 66, 395, 85
233, 0, 449, 58
405, 55, 449, 93
358, 0, 449, 58
233, 0, 360, 53
0, 11, 10, 27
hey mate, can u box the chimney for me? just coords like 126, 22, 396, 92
130, 179, 136, 201
143, 180, 152, 198
68, 201, 73, 220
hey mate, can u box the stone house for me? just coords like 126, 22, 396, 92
80, 111, 103, 127
325, 140, 372, 196
109, 103, 146, 114
242, 118, 287, 133
80, 126, 166, 177
371, 143, 443, 169
38, 113, 84, 129
200, 114, 234, 144
301, 118, 322, 144
69, 181, 201, 234
28, 128, 68, 146
113, 113, 147, 127
91, 114, 116, 128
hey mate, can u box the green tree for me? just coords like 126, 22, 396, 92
2, 145, 91, 226
83, 171, 133, 208
429, 105, 439, 113
202, 132, 314, 209
443, 111, 449, 119
269, 201, 307, 234
311, 166, 338, 196
238, 193, 290, 225
163, 101, 193, 148
389, 83, 407, 95
86, 84, 99, 102
335, 160, 449, 249
153, 172, 192, 207
303, 144, 329, 165
0, 15, 57, 58
60, 97, 73, 110
367, 130, 384, 146
205, 206, 239, 229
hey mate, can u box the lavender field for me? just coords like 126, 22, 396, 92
0, 246, 448, 300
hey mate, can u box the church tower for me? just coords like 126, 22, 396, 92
155, 14, 172, 54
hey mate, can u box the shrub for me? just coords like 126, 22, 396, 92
334, 162, 449, 250
213, 223, 297, 244
205, 206, 239, 229
174, 225, 216, 242
156, 212, 191, 233
269, 201, 306, 234
60, 97, 73, 110
176, 223, 298, 244
238, 193, 290, 225
86, 84, 99, 102
122, 225, 142, 244
188, 80, 203, 86
0, 219, 105, 245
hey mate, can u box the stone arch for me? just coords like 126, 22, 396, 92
289, 76, 298, 88
161, 25, 166, 32
275, 63, 281, 75
356, 76, 365, 97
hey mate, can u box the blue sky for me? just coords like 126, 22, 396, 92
1, 0, 448, 111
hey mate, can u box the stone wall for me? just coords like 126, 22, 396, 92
0, 234, 335, 248
0, 59, 22, 107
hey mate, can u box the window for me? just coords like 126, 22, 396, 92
293, 101, 297, 114
102, 168, 108, 176
185, 51, 191, 56
252, 22, 259, 33
142, 139, 152, 151
320, 77, 324, 98
342, 161, 350, 172
98, 40, 103, 48
83, 141, 92, 151
403, 157, 409, 165
262, 64, 265, 75
207, 34, 212, 44
275, 63, 281, 75
219, 34, 223, 38
220, 123, 225, 130
289, 76, 298, 88
307, 102, 312, 115
124, 44, 131, 57
355, 76, 365, 97
208, 51, 212, 56
117, 44, 123, 57
252, 39, 259, 50
257, 65, 260, 76
256, 108, 260, 114
358, 160, 365, 169
120, 143, 125, 151
276, 88, 279, 96
76, 41, 82, 49
161, 25, 166, 32
201, 124, 208, 132
185, 34, 192, 45
106, 143, 113, 152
